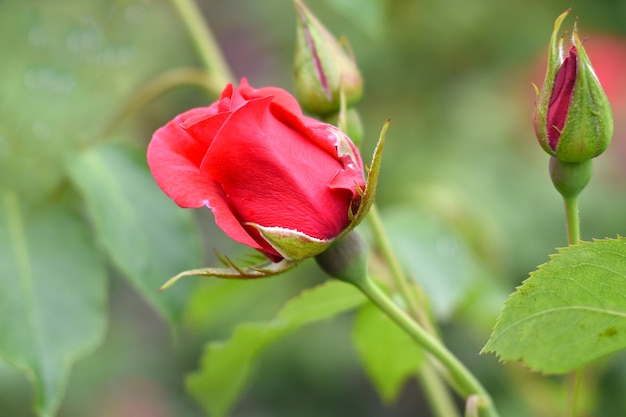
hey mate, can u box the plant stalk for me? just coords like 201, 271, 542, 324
563, 194, 583, 417
563, 196, 581, 245
169, 0, 235, 86
354, 274, 500, 417
367, 205, 461, 417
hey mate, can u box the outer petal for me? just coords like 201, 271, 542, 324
147, 107, 227, 208
304, 119, 365, 199
147, 103, 271, 256
547, 47, 577, 149
238, 78, 304, 118
199, 96, 357, 243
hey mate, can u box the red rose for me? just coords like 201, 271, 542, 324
147, 78, 365, 262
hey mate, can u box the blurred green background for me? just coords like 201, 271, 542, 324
2, 0, 626, 416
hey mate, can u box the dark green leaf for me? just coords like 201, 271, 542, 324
0, 0, 194, 205
0, 191, 107, 417
186, 280, 365, 417
67, 143, 201, 326
352, 303, 425, 403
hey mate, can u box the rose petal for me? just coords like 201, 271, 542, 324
147, 108, 227, 208
547, 46, 578, 150
199, 96, 352, 241
239, 78, 304, 118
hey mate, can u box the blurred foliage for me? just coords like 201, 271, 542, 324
2, 0, 626, 416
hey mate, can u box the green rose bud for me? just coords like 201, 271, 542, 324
293, 0, 364, 116
533, 9, 613, 162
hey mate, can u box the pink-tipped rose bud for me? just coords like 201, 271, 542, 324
533, 10, 613, 162
147, 79, 366, 262
293, 0, 363, 116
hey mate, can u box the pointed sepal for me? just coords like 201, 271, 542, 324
158, 257, 300, 292
247, 223, 334, 260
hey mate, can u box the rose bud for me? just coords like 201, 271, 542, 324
293, 0, 363, 116
147, 78, 366, 262
533, 9, 613, 163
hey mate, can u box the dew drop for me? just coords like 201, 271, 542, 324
28, 25, 48, 48
66, 19, 101, 54
31, 121, 52, 140
101, 44, 136, 68
23, 67, 75, 95
125, 3, 147, 26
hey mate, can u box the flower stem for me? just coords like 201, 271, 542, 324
353, 274, 500, 417
563, 196, 580, 245
568, 368, 583, 417
169, 0, 235, 86
563, 194, 583, 416
98, 68, 219, 141
418, 361, 463, 417
367, 205, 460, 417
367, 205, 428, 328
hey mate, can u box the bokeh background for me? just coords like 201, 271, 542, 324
2, 0, 626, 416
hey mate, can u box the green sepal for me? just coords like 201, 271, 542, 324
247, 223, 334, 260
554, 25, 613, 162
343, 119, 389, 233
158, 258, 300, 291
533, 9, 570, 156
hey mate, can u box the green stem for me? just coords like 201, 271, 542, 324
418, 362, 463, 417
567, 369, 583, 417
367, 205, 460, 417
367, 205, 427, 328
563, 196, 580, 245
98, 68, 219, 141
563, 195, 583, 417
354, 274, 500, 417
169, 0, 235, 86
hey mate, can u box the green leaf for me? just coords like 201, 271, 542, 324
67, 143, 201, 326
0, 0, 194, 205
484, 237, 626, 373
0, 191, 107, 417
352, 303, 425, 403
186, 280, 365, 417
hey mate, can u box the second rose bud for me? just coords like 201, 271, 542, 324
533, 9, 613, 163
293, 0, 363, 116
